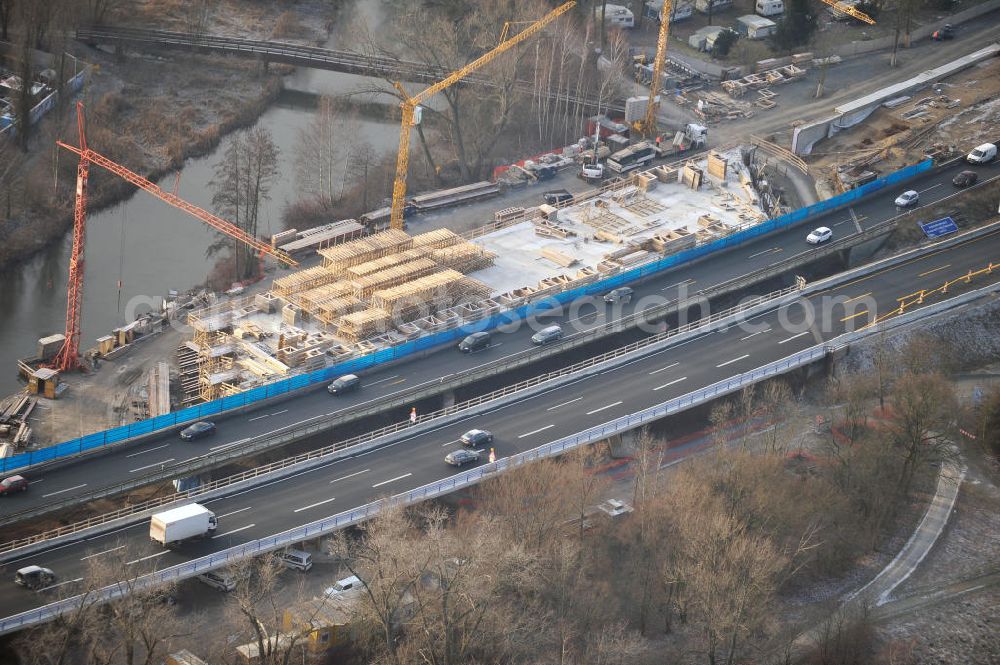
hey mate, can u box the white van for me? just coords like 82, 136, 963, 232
755, 0, 784, 16
595, 3, 635, 28
324, 574, 363, 597
274, 549, 313, 572
197, 570, 243, 592
966, 143, 997, 164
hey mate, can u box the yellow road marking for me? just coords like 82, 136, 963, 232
841, 310, 869, 322
841, 291, 872, 303
918, 264, 951, 277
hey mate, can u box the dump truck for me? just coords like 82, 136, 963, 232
150, 503, 218, 546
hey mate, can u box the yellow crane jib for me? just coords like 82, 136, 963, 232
389, 1, 577, 230
641, 0, 673, 136
823, 0, 876, 25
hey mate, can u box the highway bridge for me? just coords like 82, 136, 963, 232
0, 216, 998, 631
1, 156, 992, 526
74, 26, 630, 113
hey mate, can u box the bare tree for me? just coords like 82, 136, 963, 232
293, 96, 361, 212
887, 372, 957, 497
209, 125, 279, 282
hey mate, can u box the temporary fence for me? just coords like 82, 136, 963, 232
0, 159, 933, 474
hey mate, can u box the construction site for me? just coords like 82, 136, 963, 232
180, 146, 767, 404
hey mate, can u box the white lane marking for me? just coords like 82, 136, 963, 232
649, 362, 680, 375
270, 409, 289, 417
42, 483, 87, 498
365, 375, 400, 386
126, 443, 170, 458
653, 377, 688, 391
586, 401, 623, 415
918, 264, 950, 277
660, 278, 695, 291
293, 497, 337, 513
547, 396, 583, 410
248, 414, 270, 422
129, 458, 175, 473
126, 551, 169, 565
518, 424, 554, 438
778, 331, 810, 344
211, 524, 256, 540
43, 577, 83, 590
918, 183, 943, 193
372, 473, 412, 489
209, 440, 246, 452
747, 247, 780, 259
81, 545, 125, 560
331, 469, 370, 484
442, 440, 459, 447
716, 354, 750, 368
217, 506, 253, 519
740, 328, 770, 341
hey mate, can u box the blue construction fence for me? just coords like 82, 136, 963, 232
0, 158, 933, 473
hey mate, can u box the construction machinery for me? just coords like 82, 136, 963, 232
51, 102, 298, 372
388, 1, 576, 230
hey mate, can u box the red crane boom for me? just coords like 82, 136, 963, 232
52, 102, 298, 372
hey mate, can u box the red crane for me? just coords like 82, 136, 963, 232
51, 101, 298, 372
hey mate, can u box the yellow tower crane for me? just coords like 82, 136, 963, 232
389, 1, 577, 230
823, 0, 875, 25
639, 0, 674, 137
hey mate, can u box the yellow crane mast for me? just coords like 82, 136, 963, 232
823, 0, 876, 25
389, 1, 577, 230
640, 0, 673, 136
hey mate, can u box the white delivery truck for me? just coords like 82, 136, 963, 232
150, 503, 218, 546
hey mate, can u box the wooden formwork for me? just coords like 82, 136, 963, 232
314, 296, 365, 328
371, 270, 466, 312
346, 249, 425, 279
293, 282, 352, 311
349, 259, 439, 299
272, 266, 338, 297
337, 309, 393, 342
428, 243, 496, 273
318, 229, 413, 271
411, 228, 462, 251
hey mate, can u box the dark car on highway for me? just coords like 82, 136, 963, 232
458, 332, 491, 353
445, 449, 481, 467
460, 429, 494, 448
327, 374, 361, 395
0, 475, 28, 495
531, 325, 564, 345
179, 421, 216, 441
931, 24, 954, 40
15, 566, 55, 590
952, 170, 978, 188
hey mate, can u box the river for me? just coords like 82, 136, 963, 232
0, 0, 397, 395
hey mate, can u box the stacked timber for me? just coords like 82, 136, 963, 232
371, 271, 491, 321
349, 259, 440, 299
346, 249, 425, 279
272, 266, 338, 297
429, 244, 496, 273
314, 297, 365, 328
338, 309, 393, 342
411, 228, 463, 251
318, 229, 413, 272
293, 282, 352, 311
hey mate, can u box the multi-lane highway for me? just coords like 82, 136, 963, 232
1, 223, 998, 619
1, 157, 994, 520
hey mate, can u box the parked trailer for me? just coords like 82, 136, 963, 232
150, 503, 218, 546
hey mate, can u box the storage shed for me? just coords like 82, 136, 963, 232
736, 14, 777, 39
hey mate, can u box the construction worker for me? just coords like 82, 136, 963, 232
409, 407, 417, 425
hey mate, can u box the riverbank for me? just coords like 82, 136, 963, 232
0, 0, 338, 273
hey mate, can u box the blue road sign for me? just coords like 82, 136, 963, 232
919, 217, 958, 238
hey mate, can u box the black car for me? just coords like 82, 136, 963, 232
180, 421, 216, 441
458, 332, 491, 353
603, 286, 634, 304
460, 429, 494, 448
445, 449, 481, 467
543, 189, 574, 205
327, 374, 361, 395
15, 566, 56, 590
952, 170, 978, 188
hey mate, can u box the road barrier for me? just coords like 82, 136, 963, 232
0, 159, 933, 474
3, 276, 998, 636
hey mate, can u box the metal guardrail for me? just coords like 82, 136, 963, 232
6, 277, 998, 635
0, 343, 831, 637
0, 283, 802, 549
